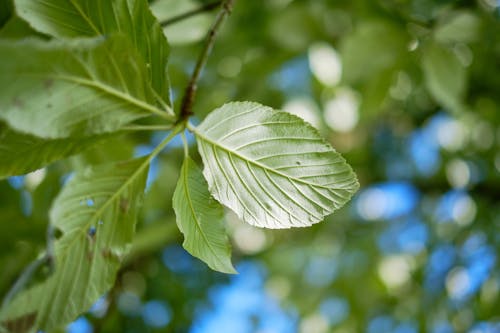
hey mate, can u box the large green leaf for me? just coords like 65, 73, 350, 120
0, 36, 173, 139
173, 157, 236, 274
0, 123, 104, 179
422, 41, 467, 112
14, 0, 171, 107
192, 102, 359, 229
0, 157, 148, 332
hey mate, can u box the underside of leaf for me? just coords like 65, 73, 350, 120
0, 36, 167, 138
193, 102, 359, 229
0, 157, 148, 331
173, 157, 236, 274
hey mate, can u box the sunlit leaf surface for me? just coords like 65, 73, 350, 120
193, 102, 359, 229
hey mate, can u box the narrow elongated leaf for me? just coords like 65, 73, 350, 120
14, 0, 171, 107
173, 157, 236, 274
0, 157, 148, 331
0, 35, 172, 138
193, 102, 359, 229
0, 123, 103, 179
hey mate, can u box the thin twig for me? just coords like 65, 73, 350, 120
160, 1, 222, 27
179, 0, 236, 121
122, 124, 174, 131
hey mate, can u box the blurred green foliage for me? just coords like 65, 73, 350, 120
1, 0, 499, 332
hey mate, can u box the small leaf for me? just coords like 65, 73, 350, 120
193, 102, 359, 229
173, 157, 236, 274
422, 41, 467, 112
435, 11, 481, 44
0, 157, 149, 331
0, 35, 171, 138
0, 123, 104, 179
341, 20, 408, 84
151, 0, 212, 45
14, 0, 171, 107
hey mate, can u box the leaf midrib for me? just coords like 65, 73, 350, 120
56, 74, 174, 120
192, 126, 336, 190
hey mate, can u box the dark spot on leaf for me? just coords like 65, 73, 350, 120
120, 197, 129, 214
3, 311, 37, 333
12, 97, 23, 108
264, 202, 272, 210
43, 79, 54, 89
101, 248, 120, 262
46, 103, 52, 108
295, 161, 301, 165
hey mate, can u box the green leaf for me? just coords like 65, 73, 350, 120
0, 157, 149, 331
0, 123, 103, 179
435, 11, 481, 44
151, 0, 213, 45
0, 35, 173, 139
14, 0, 171, 107
422, 41, 467, 112
173, 157, 236, 274
192, 102, 359, 229
340, 20, 408, 84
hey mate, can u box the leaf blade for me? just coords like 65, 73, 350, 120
14, 0, 171, 108
173, 157, 236, 274
422, 41, 467, 112
0, 36, 171, 138
0, 123, 103, 179
0, 157, 149, 331
193, 102, 359, 229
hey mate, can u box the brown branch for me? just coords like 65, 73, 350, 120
160, 1, 222, 27
179, 0, 236, 122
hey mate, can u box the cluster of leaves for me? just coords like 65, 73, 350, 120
0, 0, 359, 331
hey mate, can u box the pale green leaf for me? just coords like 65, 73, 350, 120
151, 0, 212, 45
0, 157, 149, 331
422, 41, 467, 112
435, 11, 481, 44
173, 157, 236, 274
0, 36, 173, 139
341, 20, 408, 83
192, 102, 359, 229
14, 0, 171, 107
0, 123, 103, 179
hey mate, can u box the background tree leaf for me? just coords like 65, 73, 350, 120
192, 102, 359, 229
150, 0, 213, 45
0, 35, 172, 139
0, 157, 149, 332
422, 41, 467, 112
14, 0, 171, 107
0, 123, 105, 179
173, 157, 236, 274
